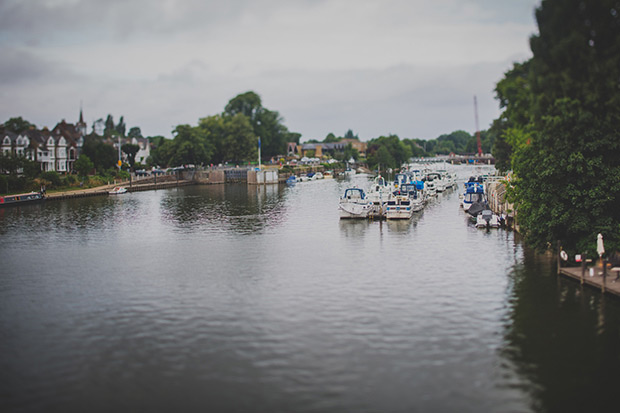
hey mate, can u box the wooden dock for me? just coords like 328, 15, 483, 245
559, 265, 620, 297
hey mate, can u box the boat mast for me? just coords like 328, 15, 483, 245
474, 95, 482, 157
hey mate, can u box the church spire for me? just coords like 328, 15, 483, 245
77, 102, 87, 137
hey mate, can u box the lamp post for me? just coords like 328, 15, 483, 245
258, 135, 261, 170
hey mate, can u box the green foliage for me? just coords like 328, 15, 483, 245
0, 153, 39, 178
224, 91, 299, 159
104, 115, 115, 137
0, 174, 8, 194
3, 116, 35, 133
168, 124, 213, 166
82, 136, 117, 172
342, 143, 359, 162
116, 116, 126, 137
343, 129, 359, 140
323, 133, 339, 143
65, 174, 77, 185
41, 171, 61, 187
121, 143, 140, 169
128, 127, 143, 139
74, 154, 94, 177
225, 91, 263, 120
490, 61, 532, 171
366, 135, 411, 170
497, 0, 620, 253
222, 114, 257, 163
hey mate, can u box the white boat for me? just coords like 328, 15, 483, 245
475, 209, 500, 229
385, 195, 414, 219
339, 187, 372, 219
109, 186, 127, 195
424, 179, 437, 197
399, 183, 425, 212
367, 175, 393, 218
437, 169, 457, 189
425, 172, 446, 192
314, 172, 324, 180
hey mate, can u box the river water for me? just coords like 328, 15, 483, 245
1, 165, 620, 413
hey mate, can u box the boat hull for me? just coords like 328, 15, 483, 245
0, 192, 45, 207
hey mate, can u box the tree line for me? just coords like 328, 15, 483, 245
149, 91, 301, 168
489, 0, 620, 255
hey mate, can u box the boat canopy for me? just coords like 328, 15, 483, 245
343, 188, 366, 200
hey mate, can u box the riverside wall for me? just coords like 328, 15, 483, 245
485, 179, 519, 232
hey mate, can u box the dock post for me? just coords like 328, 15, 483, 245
581, 254, 586, 284
557, 241, 561, 275
602, 259, 607, 293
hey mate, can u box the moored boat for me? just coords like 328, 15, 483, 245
339, 187, 372, 219
367, 175, 393, 218
0, 191, 45, 207
109, 186, 128, 195
475, 209, 501, 229
462, 177, 485, 211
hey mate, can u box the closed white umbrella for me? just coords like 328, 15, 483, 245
597, 233, 605, 268
597, 233, 605, 256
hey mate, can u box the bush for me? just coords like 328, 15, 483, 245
65, 174, 77, 185
41, 171, 61, 187
0, 175, 8, 194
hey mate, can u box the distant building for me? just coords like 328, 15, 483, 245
289, 139, 367, 158
1, 110, 85, 172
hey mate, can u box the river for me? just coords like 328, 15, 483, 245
1, 165, 619, 412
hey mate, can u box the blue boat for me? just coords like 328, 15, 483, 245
462, 177, 486, 211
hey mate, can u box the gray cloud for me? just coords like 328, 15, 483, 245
0, 0, 539, 140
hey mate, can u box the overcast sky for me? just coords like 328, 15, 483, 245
0, 0, 539, 142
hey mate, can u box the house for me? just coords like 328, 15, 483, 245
133, 137, 150, 164
1, 110, 86, 173
290, 139, 368, 159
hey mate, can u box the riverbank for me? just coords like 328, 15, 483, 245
485, 177, 519, 232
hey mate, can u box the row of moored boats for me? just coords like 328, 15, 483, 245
339, 168, 458, 220
460, 175, 505, 229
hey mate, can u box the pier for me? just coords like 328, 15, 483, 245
558, 265, 620, 298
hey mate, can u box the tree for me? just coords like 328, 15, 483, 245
323, 133, 339, 143
224, 91, 263, 120
343, 129, 359, 140
224, 91, 299, 159
128, 127, 143, 140
82, 136, 117, 171
343, 143, 360, 162
122, 143, 140, 170
197, 114, 227, 164
366, 135, 411, 170
116, 116, 126, 137
104, 115, 115, 137
168, 124, 213, 166
498, 0, 620, 253
222, 114, 257, 163
74, 154, 94, 177
490, 61, 533, 172
3, 117, 35, 133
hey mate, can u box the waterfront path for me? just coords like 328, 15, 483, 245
45, 179, 193, 201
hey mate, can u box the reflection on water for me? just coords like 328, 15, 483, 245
501, 249, 620, 412
2, 167, 620, 412
159, 184, 287, 234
